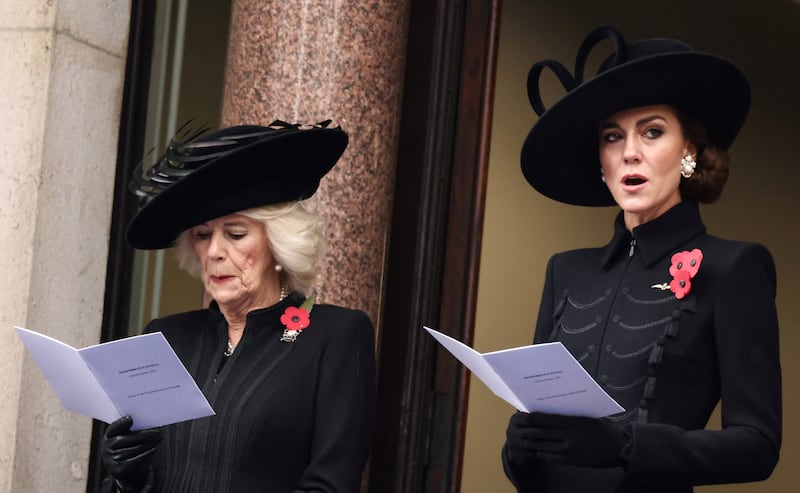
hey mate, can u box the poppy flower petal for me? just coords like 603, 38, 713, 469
669, 269, 692, 299
669, 248, 703, 278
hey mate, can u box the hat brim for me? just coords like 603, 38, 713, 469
126, 127, 347, 249
521, 52, 750, 206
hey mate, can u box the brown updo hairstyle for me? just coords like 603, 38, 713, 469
677, 111, 730, 203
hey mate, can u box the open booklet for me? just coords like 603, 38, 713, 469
15, 326, 215, 430
424, 326, 623, 418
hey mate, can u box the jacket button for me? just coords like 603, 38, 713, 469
612, 315, 620, 323
599, 374, 609, 385
605, 344, 613, 353
587, 344, 596, 354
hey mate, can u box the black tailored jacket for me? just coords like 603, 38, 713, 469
105, 293, 376, 493
504, 201, 781, 492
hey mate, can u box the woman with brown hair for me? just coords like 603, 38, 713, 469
503, 26, 781, 492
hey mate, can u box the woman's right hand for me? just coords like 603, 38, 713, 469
505, 411, 539, 466
505, 411, 629, 468
101, 415, 161, 493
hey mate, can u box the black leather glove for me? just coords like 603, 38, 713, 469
101, 416, 161, 493
522, 411, 629, 468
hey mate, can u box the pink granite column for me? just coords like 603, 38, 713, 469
220, 1, 410, 329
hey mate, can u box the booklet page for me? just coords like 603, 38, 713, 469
424, 326, 623, 417
15, 326, 119, 423
15, 326, 215, 430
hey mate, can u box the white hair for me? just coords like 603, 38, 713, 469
174, 201, 325, 295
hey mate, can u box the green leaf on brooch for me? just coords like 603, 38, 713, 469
300, 293, 316, 312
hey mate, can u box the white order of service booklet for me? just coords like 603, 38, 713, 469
15, 326, 215, 430
424, 326, 623, 418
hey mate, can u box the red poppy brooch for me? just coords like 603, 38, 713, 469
652, 248, 703, 299
279, 294, 315, 343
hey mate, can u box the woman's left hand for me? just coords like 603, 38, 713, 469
101, 416, 161, 492
521, 411, 629, 468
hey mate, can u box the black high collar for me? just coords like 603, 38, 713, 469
601, 201, 707, 268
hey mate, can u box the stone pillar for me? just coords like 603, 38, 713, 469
220, 0, 410, 328
0, 1, 130, 491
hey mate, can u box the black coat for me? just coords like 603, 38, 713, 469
112, 294, 376, 493
504, 201, 781, 492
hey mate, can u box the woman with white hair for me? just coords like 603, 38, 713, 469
100, 121, 376, 493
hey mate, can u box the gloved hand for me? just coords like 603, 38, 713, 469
101, 416, 161, 492
505, 411, 540, 466
522, 411, 629, 468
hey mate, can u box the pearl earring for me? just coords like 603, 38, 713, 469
274, 264, 282, 272
680, 154, 696, 178
600, 168, 606, 183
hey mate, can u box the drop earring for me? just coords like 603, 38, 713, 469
680, 154, 696, 178
600, 168, 606, 183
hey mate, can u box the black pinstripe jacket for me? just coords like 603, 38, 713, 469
105, 293, 375, 493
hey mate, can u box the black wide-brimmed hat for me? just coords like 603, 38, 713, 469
521, 26, 750, 206
126, 120, 347, 249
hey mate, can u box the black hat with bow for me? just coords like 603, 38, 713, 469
521, 26, 750, 206
126, 120, 347, 249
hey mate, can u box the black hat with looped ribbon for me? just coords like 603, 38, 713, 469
521, 26, 750, 206
126, 120, 347, 249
